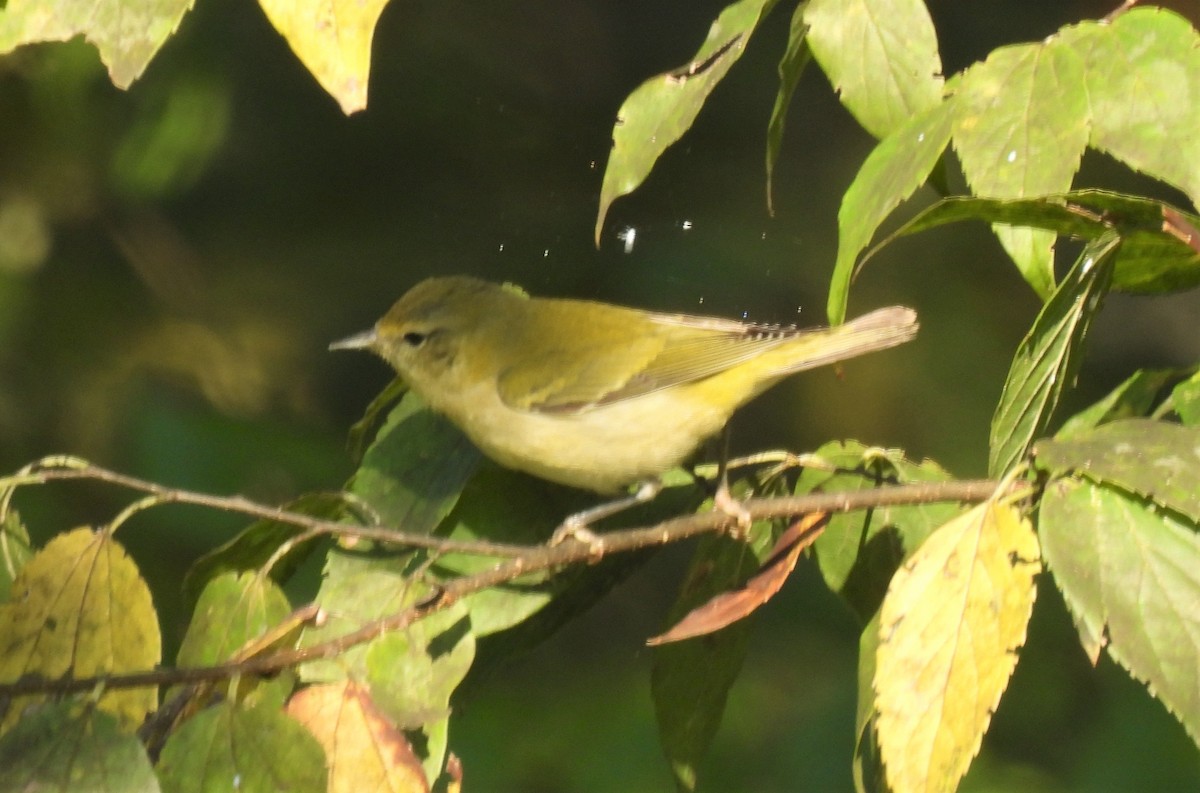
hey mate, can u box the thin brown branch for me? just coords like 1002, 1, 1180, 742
13, 461, 530, 557
0, 477, 1007, 699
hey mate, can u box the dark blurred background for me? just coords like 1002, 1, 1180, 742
1, 0, 1198, 789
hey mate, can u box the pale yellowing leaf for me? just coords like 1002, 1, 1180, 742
874, 501, 1040, 793
0, 0, 193, 88
288, 680, 429, 793
258, 0, 392, 114
0, 527, 160, 731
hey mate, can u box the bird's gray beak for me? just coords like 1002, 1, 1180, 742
329, 329, 379, 352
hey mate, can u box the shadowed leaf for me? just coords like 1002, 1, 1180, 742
0, 704, 159, 793
157, 700, 325, 793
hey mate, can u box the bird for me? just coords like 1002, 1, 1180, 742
331, 276, 918, 527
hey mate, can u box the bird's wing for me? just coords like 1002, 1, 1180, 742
496, 310, 791, 413
496, 306, 918, 413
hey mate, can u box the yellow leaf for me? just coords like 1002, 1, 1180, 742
288, 680, 429, 793
873, 501, 1040, 793
0, 0, 193, 88
258, 0, 392, 114
0, 527, 161, 731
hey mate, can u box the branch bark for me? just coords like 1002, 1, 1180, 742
0, 474, 1006, 700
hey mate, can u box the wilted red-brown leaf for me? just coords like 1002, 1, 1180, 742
646, 513, 827, 645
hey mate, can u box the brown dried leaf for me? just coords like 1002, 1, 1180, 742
646, 513, 827, 645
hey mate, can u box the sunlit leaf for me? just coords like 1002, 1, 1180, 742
177, 571, 293, 667
0, 510, 33, 602
988, 233, 1117, 477
0, 527, 160, 731
595, 0, 778, 245
952, 38, 1089, 297
1062, 7, 1200, 206
298, 546, 429, 683
258, 0, 392, 114
288, 680, 429, 793
0, 704, 159, 793
0, 0, 193, 88
765, 3, 811, 215
1173, 373, 1200, 427
828, 97, 955, 323
157, 700, 325, 793
874, 501, 1040, 793
1035, 419, 1200, 523
804, 0, 943, 139
365, 600, 473, 783
365, 600, 474, 728
1040, 477, 1200, 743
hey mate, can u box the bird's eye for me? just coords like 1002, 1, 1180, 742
402, 331, 427, 347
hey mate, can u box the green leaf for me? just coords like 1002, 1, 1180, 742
1039, 477, 1200, 744
828, 97, 955, 323
177, 571, 293, 667
0, 510, 33, 602
804, 0, 944, 139
652, 529, 772, 791
952, 38, 1089, 297
853, 615, 886, 793
351, 392, 480, 534
299, 546, 430, 683
366, 600, 474, 781
0, 704, 160, 793
765, 2, 812, 215
365, 599, 474, 728
867, 190, 1200, 294
157, 700, 326, 793
1035, 419, 1200, 523
182, 492, 350, 609
1173, 373, 1200, 427
796, 441, 963, 620
0, 527, 161, 731
988, 232, 1118, 477
1062, 7, 1200, 206
595, 0, 779, 245
0, 0, 192, 88
431, 461, 590, 637
346, 376, 408, 463
1057, 369, 1193, 438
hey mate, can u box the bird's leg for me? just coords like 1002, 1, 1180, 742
712, 425, 753, 538
549, 479, 664, 549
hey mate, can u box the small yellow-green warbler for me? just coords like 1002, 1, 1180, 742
331, 276, 917, 494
